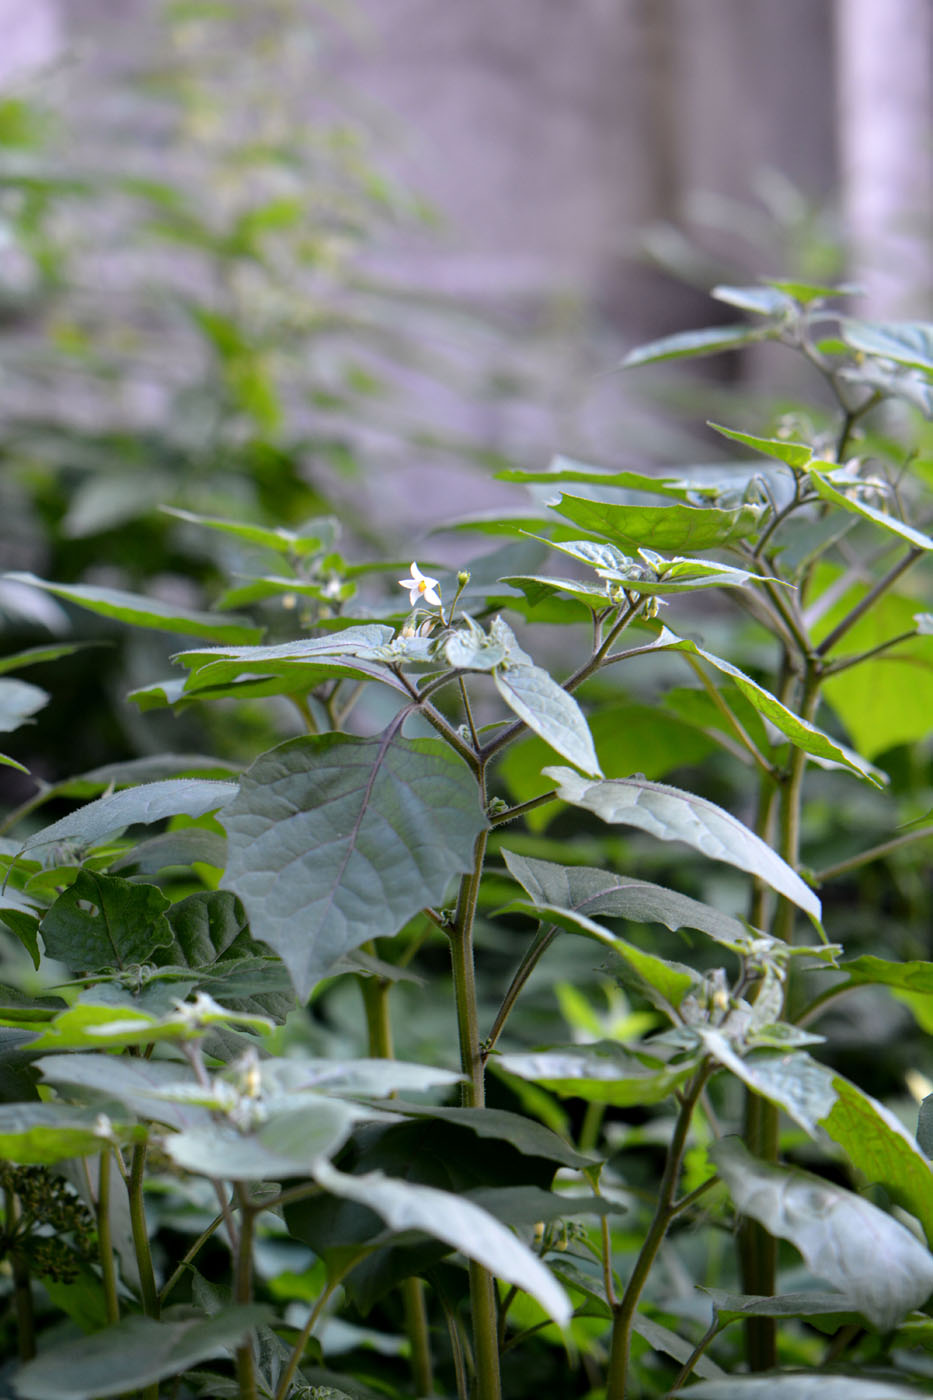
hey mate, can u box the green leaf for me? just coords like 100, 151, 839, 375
0, 751, 29, 773
313, 1160, 571, 1326
766, 277, 861, 304
634, 1315, 725, 1379
501, 850, 759, 950
711, 1138, 933, 1331
373, 1102, 595, 1170
702, 1288, 870, 1331
499, 704, 715, 829
806, 470, 933, 550
710, 284, 796, 317
496, 1042, 693, 1106
37, 1055, 208, 1132
52, 753, 241, 800
166, 1098, 358, 1179
675, 1377, 927, 1399
621, 324, 771, 368
708, 422, 812, 468
162, 506, 337, 556
220, 733, 486, 1000
13, 1306, 272, 1400
110, 828, 227, 875
0, 678, 48, 733
39, 871, 174, 973
0, 643, 95, 677
842, 319, 933, 374
549, 496, 762, 552
0, 1103, 134, 1165
2, 573, 261, 643
543, 768, 822, 923
496, 457, 696, 495
492, 626, 601, 776
19, 779, 236, 862
841, 956, 933, 995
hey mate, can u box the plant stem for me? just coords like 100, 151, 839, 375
483, 924, 557, 1061
159, 1209, 226, 1305
816, 546, 923, 657
816, 824, 933, 883
4, 1183, 35, 1360
274, 1268, 350, 1400
448, 825, 502, 1400
667, 1316, 722, 1394
128, 1144, 159, 1318
234, 1187, 257, 1400
604, 1065, 711, 1399
96, 1148, 120, 1326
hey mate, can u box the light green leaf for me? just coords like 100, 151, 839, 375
220, 733, 486, 1000
675, 1377, 926, 1400
543, 767, 822, 923
711, 284, 796, 317
37, 1055, 208, 1132
494, 661, 601, 777
162, 506, 337, 556
0, 1103, 135, 1165
13, 1306, 271, 1400
496, 457, 697, 497
766, 277, 861, 304
0, 751, 29, 773
501, 850, 757, 950
166, 1098, 358, 1179
621, 324, 770, 368
2, 572, 261, 643
806, 470, 933, 550
0, 678, 48, 733
314, 1159, 571, 1326
444, 617, 508, 670
19, 779, 236, 862
0, 643, 96, 678
550, 496, 762, 552
708, 422, 812, 468
842, 319, 933, 374
496, 1043, 694, 1106
711, 1138, 933, 1331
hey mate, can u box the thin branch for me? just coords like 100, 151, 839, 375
816, 547, 923, 657
815, 824, 933, 884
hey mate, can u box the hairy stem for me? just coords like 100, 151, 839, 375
233, 1187, 257, 1400
128, 1144, 159, 1319
605, 1065, 711, 1399
96, 1148, 120, 1326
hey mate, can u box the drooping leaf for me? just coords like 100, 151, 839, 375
2, 572, 262, 643
708, 422, 812, 468
621, 324, 771, 368
543, 767, 821, 923
634, 1314, 725, 1379
220, 733, 486, 1000
674, 1377, 926, 1400
161, 505, 336, 556
39, 872, 173, 974
494, 661, 601, 776
711, 1138, 933, 1331
13, 1306, 272, 1400
313, 1160, 571, 1326
549, 496, 762, 553
841, 319, 933, 374
501, 850, 756, 950
806, 469, 933, 551
0, 678, 49, 733
496, 458, 696, 496
702, 1288, 870, 1332
496, 1042, 694, 1106
18, 780, 236, 862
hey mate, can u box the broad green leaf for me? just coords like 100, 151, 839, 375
766, 277, 861, 304
543, 767, 822, 922
702, 1288, 869, 1331
549, 495, 762, 552
314, 1159, 571, 1326
374, 1102, 595, 1170
675, 1378, 926, 1400
646, 627, 886, 786
256, 1056, 462, 1102
0, 1103, 136, 1164
52, 753, 240, 800
444, 616, 508, 670
634, 1315, 725, 1379
501, 850, 757, 950
842, 319, 933, 374
496, 1043, 694, 1106
2, 572, 261, 643
711, 284, 796, 317
25, 993, 272, 1052
467, 1184, 623, 1226
40, 872, 174, 973
175, 624, 395, 675
110, 828, 227, 874
494, 662, 601, 777
19, 779, 236, 862
37, 1055, 208, 1131
711, 1138, 933, 1331
496, 457, 698, 497
166, 1098, 358, 1179
806, 470, 933, 550
0, 678, 48, 733
162, 505, 336, 556
708, 422, 812, 468
812, 567, 933, 756
13, 1306, 271, 1400
220, 733, 486, 1000
499, 704, 716, 829
621, 324, 770, 367
841, 956, 933, 994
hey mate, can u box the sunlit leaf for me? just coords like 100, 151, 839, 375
621, 324, 770, 368
549, 496, 762, 552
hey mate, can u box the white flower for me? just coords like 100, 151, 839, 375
398, 562, 442, 608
